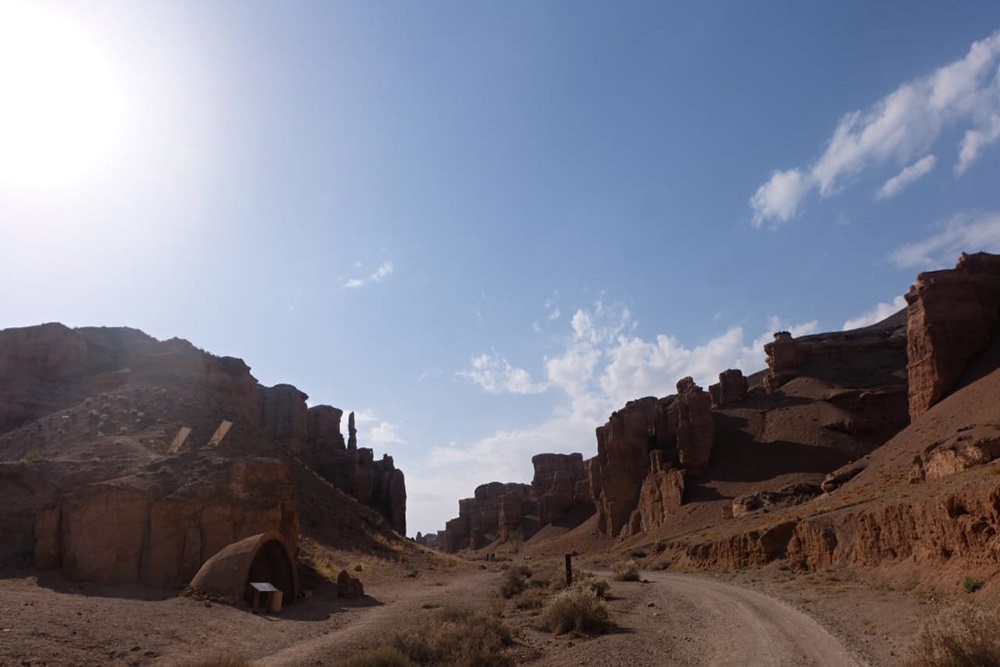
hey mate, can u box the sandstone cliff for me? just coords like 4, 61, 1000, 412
905, 252, 1000, 420
439, 452, 592, 553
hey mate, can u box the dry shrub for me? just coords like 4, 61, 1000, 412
904, 600, 1000, 667
540, 584, 611, 635
391, 606, 513, 667
611, 559, 640, 582
335, 647, 415, 667
184, 658, 251, 667
498, 564, 532, 599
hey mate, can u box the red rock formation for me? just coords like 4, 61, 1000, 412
764, 332, 800, 392
636, 451, 685, 534
675, 377, 715, 476
591, 397, 658, 537
906, 252, 1000, 420
34, 457, 299, 587
708, 369, 749, 408
438, 453, 594, 552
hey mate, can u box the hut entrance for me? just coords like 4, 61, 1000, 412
244, 538, 295, 605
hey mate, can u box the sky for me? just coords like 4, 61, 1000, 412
2, 1, 1000, 537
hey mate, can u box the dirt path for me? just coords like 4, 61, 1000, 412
526, 571, 868, 667
1, 568, 875, 667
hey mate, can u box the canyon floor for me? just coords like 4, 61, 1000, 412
1, 553, 971, 667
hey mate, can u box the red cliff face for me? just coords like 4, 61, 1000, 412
588, 378, 716, 539
906, 252, 1000, 420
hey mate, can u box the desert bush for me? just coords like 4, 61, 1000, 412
963, 576, 984, 594
498, 564, 532, 598
335, 646, 415, 667
390, 606, 513, 667
583, 577, 611, 599
611, 559, 640, 582
904, 600, 1000, 667
183, 657, 251, 667
540, 584, 611, 635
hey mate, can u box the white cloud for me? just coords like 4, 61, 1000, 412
344, 261, 394, 289
876, 155, 937, 199
843, 295, 907, 330
751, 30, 1000, 227
888, 210, 1000, 270
370, 420, 405, 445
957, 116, 1000, 174
459, 353, 548, 395
750, 168, 812, 226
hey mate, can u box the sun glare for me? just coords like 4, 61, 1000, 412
0, 1, 123, 187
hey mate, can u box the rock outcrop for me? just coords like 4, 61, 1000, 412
590, 378, 715, 538
34, 457, 299, 587
708, 369, 748, 408
905, 252, 1000, 420
439, 453, 593, 552
731, 483, 822, 518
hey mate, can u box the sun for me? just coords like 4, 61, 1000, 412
0, 1, 123, 187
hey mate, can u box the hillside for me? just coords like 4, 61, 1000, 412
0, 323, 417, 589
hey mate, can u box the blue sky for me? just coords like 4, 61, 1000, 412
2, 1, 1000, 535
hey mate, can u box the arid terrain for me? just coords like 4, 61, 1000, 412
4, 252, 1000, 666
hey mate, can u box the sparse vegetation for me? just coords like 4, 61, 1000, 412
388, 606, 513, 667
611, 559, 640, 582
335, 646, 415, 667
540, 584, 611, 635
183, 657, 251, 667
962, 576, 983, 594
498, 564, 532, 599
904, 601, 1000, 667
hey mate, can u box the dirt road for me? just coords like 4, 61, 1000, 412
528, 571, 869, 667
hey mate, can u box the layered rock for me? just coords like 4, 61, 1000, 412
34, 457, 299, 588
906, 252, 1000, 420
763, 314, 908, 394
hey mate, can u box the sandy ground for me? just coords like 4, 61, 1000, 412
1, 558, 952, 667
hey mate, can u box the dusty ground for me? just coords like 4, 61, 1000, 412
1, 556, 959, 667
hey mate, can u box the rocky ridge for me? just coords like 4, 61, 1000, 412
0, 324, 408, 586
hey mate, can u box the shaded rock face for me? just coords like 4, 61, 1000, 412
34, 457, 299, 588
731, 483, 822, 518
763, 315, 908, 395
675, 377, 715, 476
589, 378, 716, 538
906, 252, 1000, 420
636, 451, 685, 534
708, 369, 748, 408
0, 324, 406, 585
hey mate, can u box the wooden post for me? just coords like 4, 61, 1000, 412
565, 553, 572, 587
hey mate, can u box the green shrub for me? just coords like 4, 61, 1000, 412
963, 576, 983, 594
904, 601, 1000, 667
611, 559, 640, 582
540, 584, 611, 635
